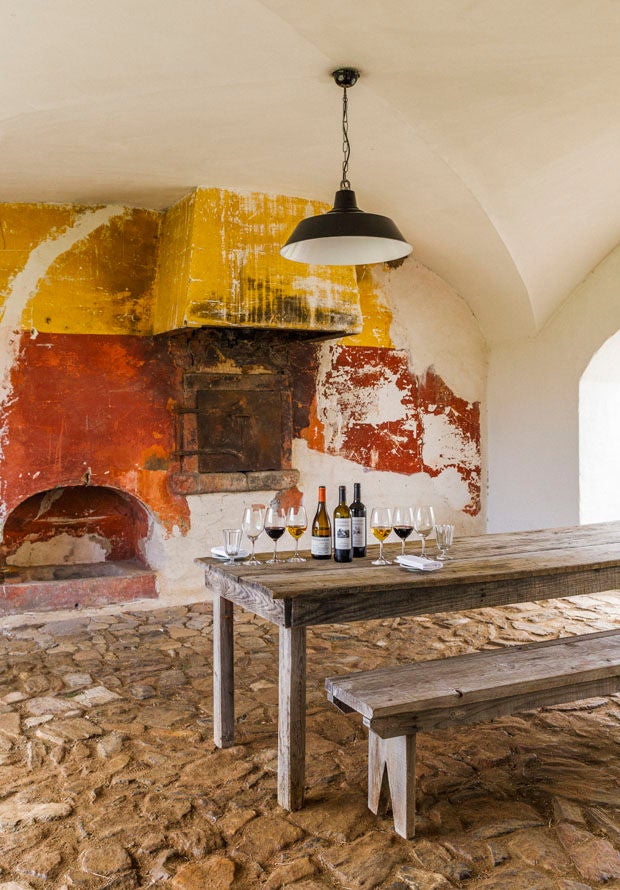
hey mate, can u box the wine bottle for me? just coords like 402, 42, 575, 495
333, 485, 352, 563
350, 482, 367, 558
311, 486, 332, 559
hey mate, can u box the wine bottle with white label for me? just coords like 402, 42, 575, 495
311, 486, 332, 560
350, 482, 366, 557
333, 485, 352, 563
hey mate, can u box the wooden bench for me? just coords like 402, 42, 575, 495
325, 629, 620, 839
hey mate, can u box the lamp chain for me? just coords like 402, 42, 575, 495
340, 86, 351, 190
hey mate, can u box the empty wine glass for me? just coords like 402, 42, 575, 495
435, 523, 455, 560
286, 505, 307, 562
414, 504, 435, 558
370, 507, 392, 566
222, 528, 242, 565
264, 503, 286, 564
242, 503, 265, 565
392, 506, 414, 559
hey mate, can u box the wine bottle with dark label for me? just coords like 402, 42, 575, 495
350, 482, 367, 557
333, 485, 352, 562
311, 486, 332, 559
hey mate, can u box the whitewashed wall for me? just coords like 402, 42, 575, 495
487, 244, 620, 532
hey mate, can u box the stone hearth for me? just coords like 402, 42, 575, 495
0, 560, 157, 615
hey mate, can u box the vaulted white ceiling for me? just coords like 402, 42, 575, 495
2, 0, 619, 344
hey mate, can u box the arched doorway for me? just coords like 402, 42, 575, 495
579, 329, 620, 523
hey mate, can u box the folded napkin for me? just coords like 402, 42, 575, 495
211, 545, 250, 559
395, 554, 442, 572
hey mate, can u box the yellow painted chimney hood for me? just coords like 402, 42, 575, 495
153, 188, 362, 336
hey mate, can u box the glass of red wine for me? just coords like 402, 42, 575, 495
264, 503, 286, 564
392, 506, 414, 560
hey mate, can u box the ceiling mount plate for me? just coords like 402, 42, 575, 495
332, 68, 360, 88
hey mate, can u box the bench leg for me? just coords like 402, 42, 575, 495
368, 730, 416, 839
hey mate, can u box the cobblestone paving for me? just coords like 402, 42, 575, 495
0, 592, 619, 889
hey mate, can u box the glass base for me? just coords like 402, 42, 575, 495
287, 554, 306, 562
246, 557, 262, 565
371, 557, 390, 566
266, 556, 281, 564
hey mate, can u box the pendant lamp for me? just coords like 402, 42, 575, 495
281, 68, 412, 266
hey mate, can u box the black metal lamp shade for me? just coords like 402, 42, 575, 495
280, 189, 413, 266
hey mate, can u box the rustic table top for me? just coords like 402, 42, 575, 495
197, 521, 620, 602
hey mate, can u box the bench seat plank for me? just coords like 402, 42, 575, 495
326, 629, 620, 726
325, 628, 620, 839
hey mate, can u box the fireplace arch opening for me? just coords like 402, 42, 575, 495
2, 485, 151, 568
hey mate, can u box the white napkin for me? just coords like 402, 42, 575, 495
395, 554, 442, 572
211, 546, 250, 559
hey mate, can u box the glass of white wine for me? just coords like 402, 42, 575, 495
286, 505, 307, 562
370, 507, 392, 566
414, 504, 435, 557
242, 503, 265, 565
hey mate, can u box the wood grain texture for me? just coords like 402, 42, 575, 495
201, 522, 620, 813
326, 629, 620, 738
366, 675, 620, 738
201, 565, 288, 625
200, 523, 620, 623
368, 730, 417, 839
213, 596, 235, 748
278, 625, 307, 811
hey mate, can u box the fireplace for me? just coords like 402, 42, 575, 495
169, 328, 302, 495
0, 485, 157, 614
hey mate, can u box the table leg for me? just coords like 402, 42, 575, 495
213, 595, 235, 748
278, 625, 307, 811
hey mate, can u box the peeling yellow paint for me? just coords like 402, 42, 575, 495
0, 204, 158, 336
0, 189, 364, 338
154, 188, 362, 334
341, 265, 394, 348
152, 192, 195, 334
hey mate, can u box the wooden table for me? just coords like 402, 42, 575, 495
197, 521, 620, 811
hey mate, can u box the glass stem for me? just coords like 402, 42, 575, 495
379, 540, 384, 562
274, 540, 278, 561
401, 540, 406, 556
295, 539, 299, 558
420, 536, 426, 557
250, 538, 256, 560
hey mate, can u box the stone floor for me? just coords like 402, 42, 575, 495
0, 592, 620, 889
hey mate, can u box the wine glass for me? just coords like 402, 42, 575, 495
286, 505, 307, 562
414, 505, 435, 558
264, 504, 286, 564
435, 523, 455, 560
392, 506, 414, 559
222, 528, 242, 565
370, 507, 392, 566
242, 503, 265, 565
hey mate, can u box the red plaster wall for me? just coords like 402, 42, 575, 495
1, 333, 189, 533
296, 344, 481, 515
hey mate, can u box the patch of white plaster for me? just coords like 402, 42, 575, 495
372, 260, 487, 405
7, 532, 108, 567
292, 438, 482, 535
144, 489, 281, 600
421, 412, 480, 472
